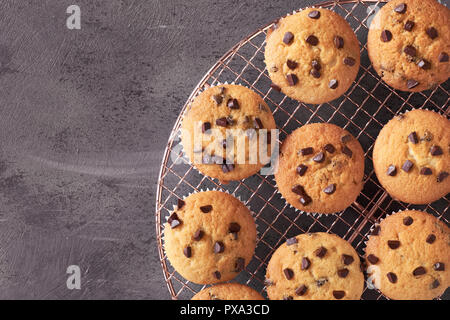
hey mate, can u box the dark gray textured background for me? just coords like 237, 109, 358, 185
0, 0, 324, 299
0, 0, 447, 300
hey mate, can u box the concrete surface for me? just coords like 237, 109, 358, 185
0, 0, 447, 300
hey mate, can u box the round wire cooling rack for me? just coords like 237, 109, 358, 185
155, 0, 450, 300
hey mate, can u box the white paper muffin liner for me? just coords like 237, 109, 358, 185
179, 81, 277, 183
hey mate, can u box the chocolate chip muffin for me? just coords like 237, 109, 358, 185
164, 190, 257, 284
365, 210, 450, 300
373, 109, 450, 204
367, 0, 450, 92
181, 84, 277, 183
192, 283, 265, 300
275, 123, 365, 214
265, 232, 364, 300
265, 8, 360, 104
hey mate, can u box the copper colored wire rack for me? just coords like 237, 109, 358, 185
155, 0, 449, 300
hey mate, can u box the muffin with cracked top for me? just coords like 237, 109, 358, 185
367, 0, 450, 92
275, 123, 365, 214
365, 210, 450, 300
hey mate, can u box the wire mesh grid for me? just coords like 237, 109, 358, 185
155, 0, 449, 300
